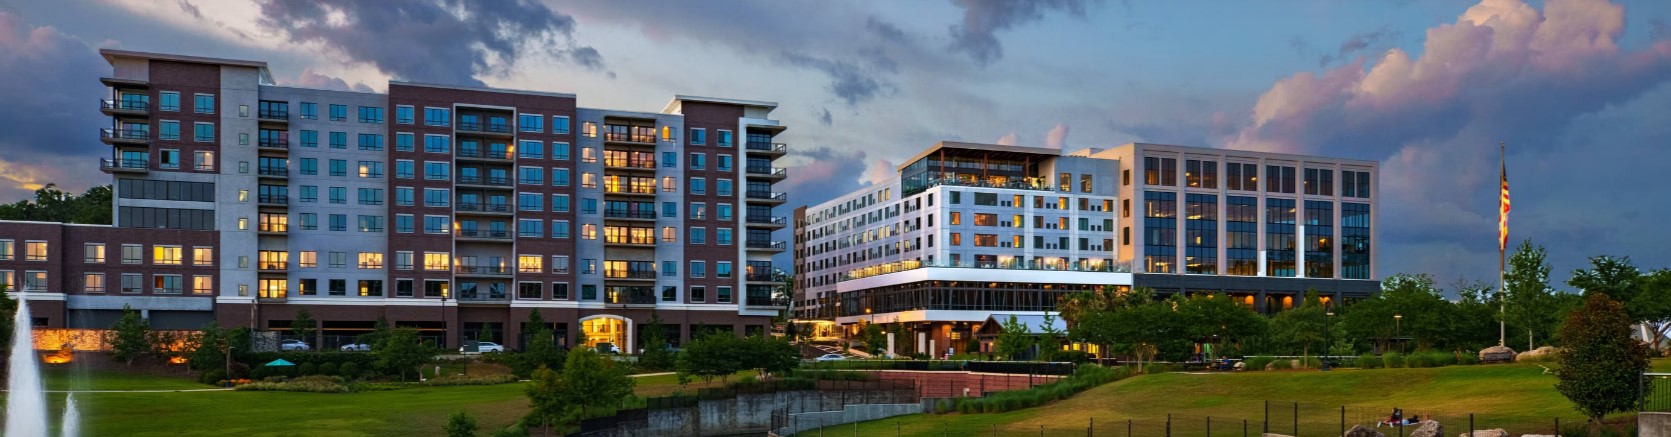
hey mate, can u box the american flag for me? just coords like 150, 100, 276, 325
1499, 149, 1510, 252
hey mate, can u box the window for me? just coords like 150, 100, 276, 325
424, 107, 450, 126
300, 102, 317, 119
551, 142, 571, 161
396, 280, 415, 297
582, 121, 597, 137
395, 214, 414, 233
1265, 198, 1297, 277
299, 130, 318, 148
717, 286, 733, 304
689, 177, 706, 195
299, 186, 318, 203
329, 214, 347, 232
1304, 168, 1335, 196
193, 123, 214, 142
159, 121, 180, 140
518, 219, 543, 238
357, 215, 384, 232
357, 106, 384, 123
153, 245, 182, 265
358, 134, 384, 151
1186, 160, 1218, 189
1143, 191, 1178, 273
84, 243, 105, 263
690, 203, 706, 220
329, 187, 347, 204
718, 204, 733, 220
300, 213, 317, 230
153, 274, 182, 294
193, 247, 213, 266
689, 227, 706, 244
395, 251, 414, 270
425, 216, 450, 234
581, 223, 597, 239
1266, 165, 1297, 193
519, 282, 542, 300
718, 130, 733, 147
329, 131, 347, 149
160, 92, 180, 111
690, 286, 706, 303
551, 168, 570, 187
358, 161, 384, 178
328, 159, 347, 177
329, 104, 347, 121
690, 260, 706, 278
519, 167, 544, 185
662, 260, 678, 277
395, 105, 414, 124
359, 280, 383, 297
518, 255, 542, 273
553, 116, 571, 134
84, 273, 106, 293
121, 273, 143, 294
1226, 163, 1259, 191
552, 220, 570, 239
518, 140, 543, 159
689, 153, 706, 170
519, 114, 543, 132
395, 160, 414, 179
193, 93, 215, 114
298, 251, 318, 268
689, 128, 706, 145
717, 228, 734, 245
551, 255, 570, 274
395, 187, 414, 206
552, 194, 570, 212
518, 192, 543, 211
1186, 193, 1218, 275
424, 162, 452, 181
581, 147, 597, 163
329, 279, 346, 295
194, 151, 215, 171
716, 261, 733, 278
1144, 157, 1178, 186
581, 172, 596, 189
358, 252, 383, 269
1341, 170, 1372, 198
717, 179, 733, 196
425, 135, 451, 153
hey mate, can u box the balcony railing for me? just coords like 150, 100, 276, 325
745, 240, 786, 250
746, 166, 787, 176
458, 288, 509, 301
100, 128, 149, 141
455, 203, 511, 213
457, 149, 511, 160
745, 273, 775, 282
101, 99, 149, 112
842, 259, 1134, 282
746, 216, 786, 225
603, 159, 656, 169
258, 167, 288, 177
746, 296, 778, 307
457, 122, 511, 134
607, 289, 659, 305
456, 265, 512, 276
915, 176, 1056, 193
746, 141, 787, 152
457, 176, 511, 186
258, 110, 289, 121
604, 270, 658, 280
457, 229, 512, 239
604, 209, 657, 220
100, 158, 147, 171
258, 262, 288, 270
745, 191, 786, 201
258, 195, 288, 205
258, 138, 289, 149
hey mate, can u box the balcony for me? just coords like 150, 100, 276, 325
456, 149, 511, 161
257, 167, 289, 179
258, 262, 288, 272
456, 229, 513, 241
457, 287, 510, 302
457, 122, 513, 138
100, 77, 149, 89
745, 191, 787, 204
99, 157, 148, 174
841, 259, 1134, 282
604, 270, 658, 281
454, 203, 513, 215
257, 225, 287, 235
258, 195, 288, 206
606, 289, 659, 307
746, 296, 779, 308
603, 209, 657, 221
604, 159, 656, 172
604, 125, 657, 145
258, 110, 289, 122
745, 272, 776, 283
746, 240, 786, 251
603, 238, 656, 248
456, 176, 512, 188
258, 138, 289, 151
100, 99, 149, 116
99, 128, 149, 146
745, 141, 788, 155
456, 265, 513, 277
746, 166, 787, 179
745, 215, 787, 228
603, 188, 656, 198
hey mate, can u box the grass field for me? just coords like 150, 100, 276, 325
4, 367, 751, 436
848, 361, 1655, 436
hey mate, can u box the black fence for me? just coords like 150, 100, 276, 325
1644, 372, 1671, 412
801, 360, 1078, 375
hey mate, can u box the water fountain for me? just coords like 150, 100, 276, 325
60, 393, 79, 437
6, 297, 48, 437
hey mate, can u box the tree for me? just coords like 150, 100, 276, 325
0, 287, 15, 356
1036, 311, 1065, 361
375, 327, 434, 381
291, 308, 317, 347
996, 315, 1035, 360
1503, 240, 1557, 351
110, 304, 149, 365
1450, 277, 1502, 351
1175, 293, 1267, 357
445, 410, 478, 437
188, 323, 229, 371
0, 184, 114, 225
1639, 270, 1671, 351
559, 348, 636, 418
1569, 255, 1643, 302
857, 322, 886, 355
525, 366, 567, 436
740, 334, 800, 377
1555, 293, 1650, 428
510, 310, 566, 378
1270, 291, 1327, 367
359, 316, 392, 350
678, 333, 744, 383
637, 313, 676, 371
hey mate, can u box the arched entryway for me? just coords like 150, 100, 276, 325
578, 315, 633, 353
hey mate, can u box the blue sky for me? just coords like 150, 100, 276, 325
1, 0, 1669, 289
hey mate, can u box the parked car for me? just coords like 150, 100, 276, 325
815, 353, 846, 361
461, 342, 504, 353
280, 340, 310, 351
596, 343, 621, 354
339, 343, 371, 352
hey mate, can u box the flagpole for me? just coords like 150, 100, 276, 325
1499, 142, 1507, 348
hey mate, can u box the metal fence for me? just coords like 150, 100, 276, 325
1643, 372, 1671, 412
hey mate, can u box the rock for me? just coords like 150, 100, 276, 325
1291, 359, 1303, 369
1456, 429, 1507, 437
1515, 346, 1559, 362
1342, 424, 1384, 437
1265, 362, 1275, 371
1408, 420, 1443, 437
1479, 346, 1517, 363
1233, 361, 1246, 371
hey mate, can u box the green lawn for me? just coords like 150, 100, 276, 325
849, 361, 1648, 436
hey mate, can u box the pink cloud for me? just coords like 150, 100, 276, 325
1044, 123, 1069, 149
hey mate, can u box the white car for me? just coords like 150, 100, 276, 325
280, 340, 310, 351
815, 353, 846, 361
339, 343, 372, 352
461, 342, 504, 353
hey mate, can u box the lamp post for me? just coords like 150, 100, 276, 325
1322, 309, 1335, 371
1394, 314, 1403, 354
439, 292, 448, 349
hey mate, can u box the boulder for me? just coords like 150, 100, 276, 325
1408, 420, 1443, 437
1342, 424, 1384, 437
1515, 346, 1559, 362
1456, 429, 1507, 437
1479, 346, 1517, 363
1234, 361, 1246, 371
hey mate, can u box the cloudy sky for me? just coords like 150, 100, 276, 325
2, 0, 1669, 287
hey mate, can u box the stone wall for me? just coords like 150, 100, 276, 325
580, 388, 917, 437
1642, 412, 1671, 437
772, 403, 924, 436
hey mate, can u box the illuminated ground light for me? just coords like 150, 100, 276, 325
42, 347, 73, 364
169, 356, 188, 364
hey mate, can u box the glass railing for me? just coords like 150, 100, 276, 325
604, 209, 657, 219
457, 122, 511, 133
258, 138, 289, 149
745, 141, 787, 152
456, 266, 512, 275
258, 167, 288, 177
604, 270, 657, 279
745, 191, 786, 201
917, 176, 1055, 192
457, 176, 511, 186
745, 240, 786, 250
258, 195, 288, 205
457, 149, 511, 159
746, 216, 786, 225
457, 229, 512, 238
258, 110, 289, 120
455, 203, 512, 213
101, 99, 149, 112
842, 259, 1133, 281
100, 128, 149, 141
746, 166, 786, 176
100, 158, 147, 171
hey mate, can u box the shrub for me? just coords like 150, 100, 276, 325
787, 369, 870, 381
319, 362, 339, 376
940, 365, 1130, 414
1244, 356, 1274, 371
298, 362, 318, 376
422, 374, 519, 386
1458, 353, 1481, 365
234, 375, 349, 393
340, 361, 362, 380
199, 369, 227, 385
1383, 352, 1405, 368
1270, 359, 1292, 370
1357, 354, 1383, 369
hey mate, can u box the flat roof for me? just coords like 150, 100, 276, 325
1117, 142, 1379, 166
101, 49, 273, 85
896, 141, 1064, 171
662, 95, 779, 114
389, 81, 577, 99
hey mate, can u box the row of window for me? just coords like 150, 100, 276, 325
0, 271, 213, 295
0, 241, 214, 266
256, 276, 738, 303
1139, 157, 1372, 198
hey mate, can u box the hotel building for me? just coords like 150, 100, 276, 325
0, 49, 790, 351
792, 141, 1378, 356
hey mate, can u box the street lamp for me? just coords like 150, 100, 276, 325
439, 292, 449, 349
1394, 314, 1403, 354
1322, 309, 1335, 371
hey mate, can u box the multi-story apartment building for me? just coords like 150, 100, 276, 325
0, 49, 789, 352
792, 141, 1378, 357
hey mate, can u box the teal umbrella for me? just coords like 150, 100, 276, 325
264, 359, 296, 367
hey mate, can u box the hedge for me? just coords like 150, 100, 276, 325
931, 365, 1131, 414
